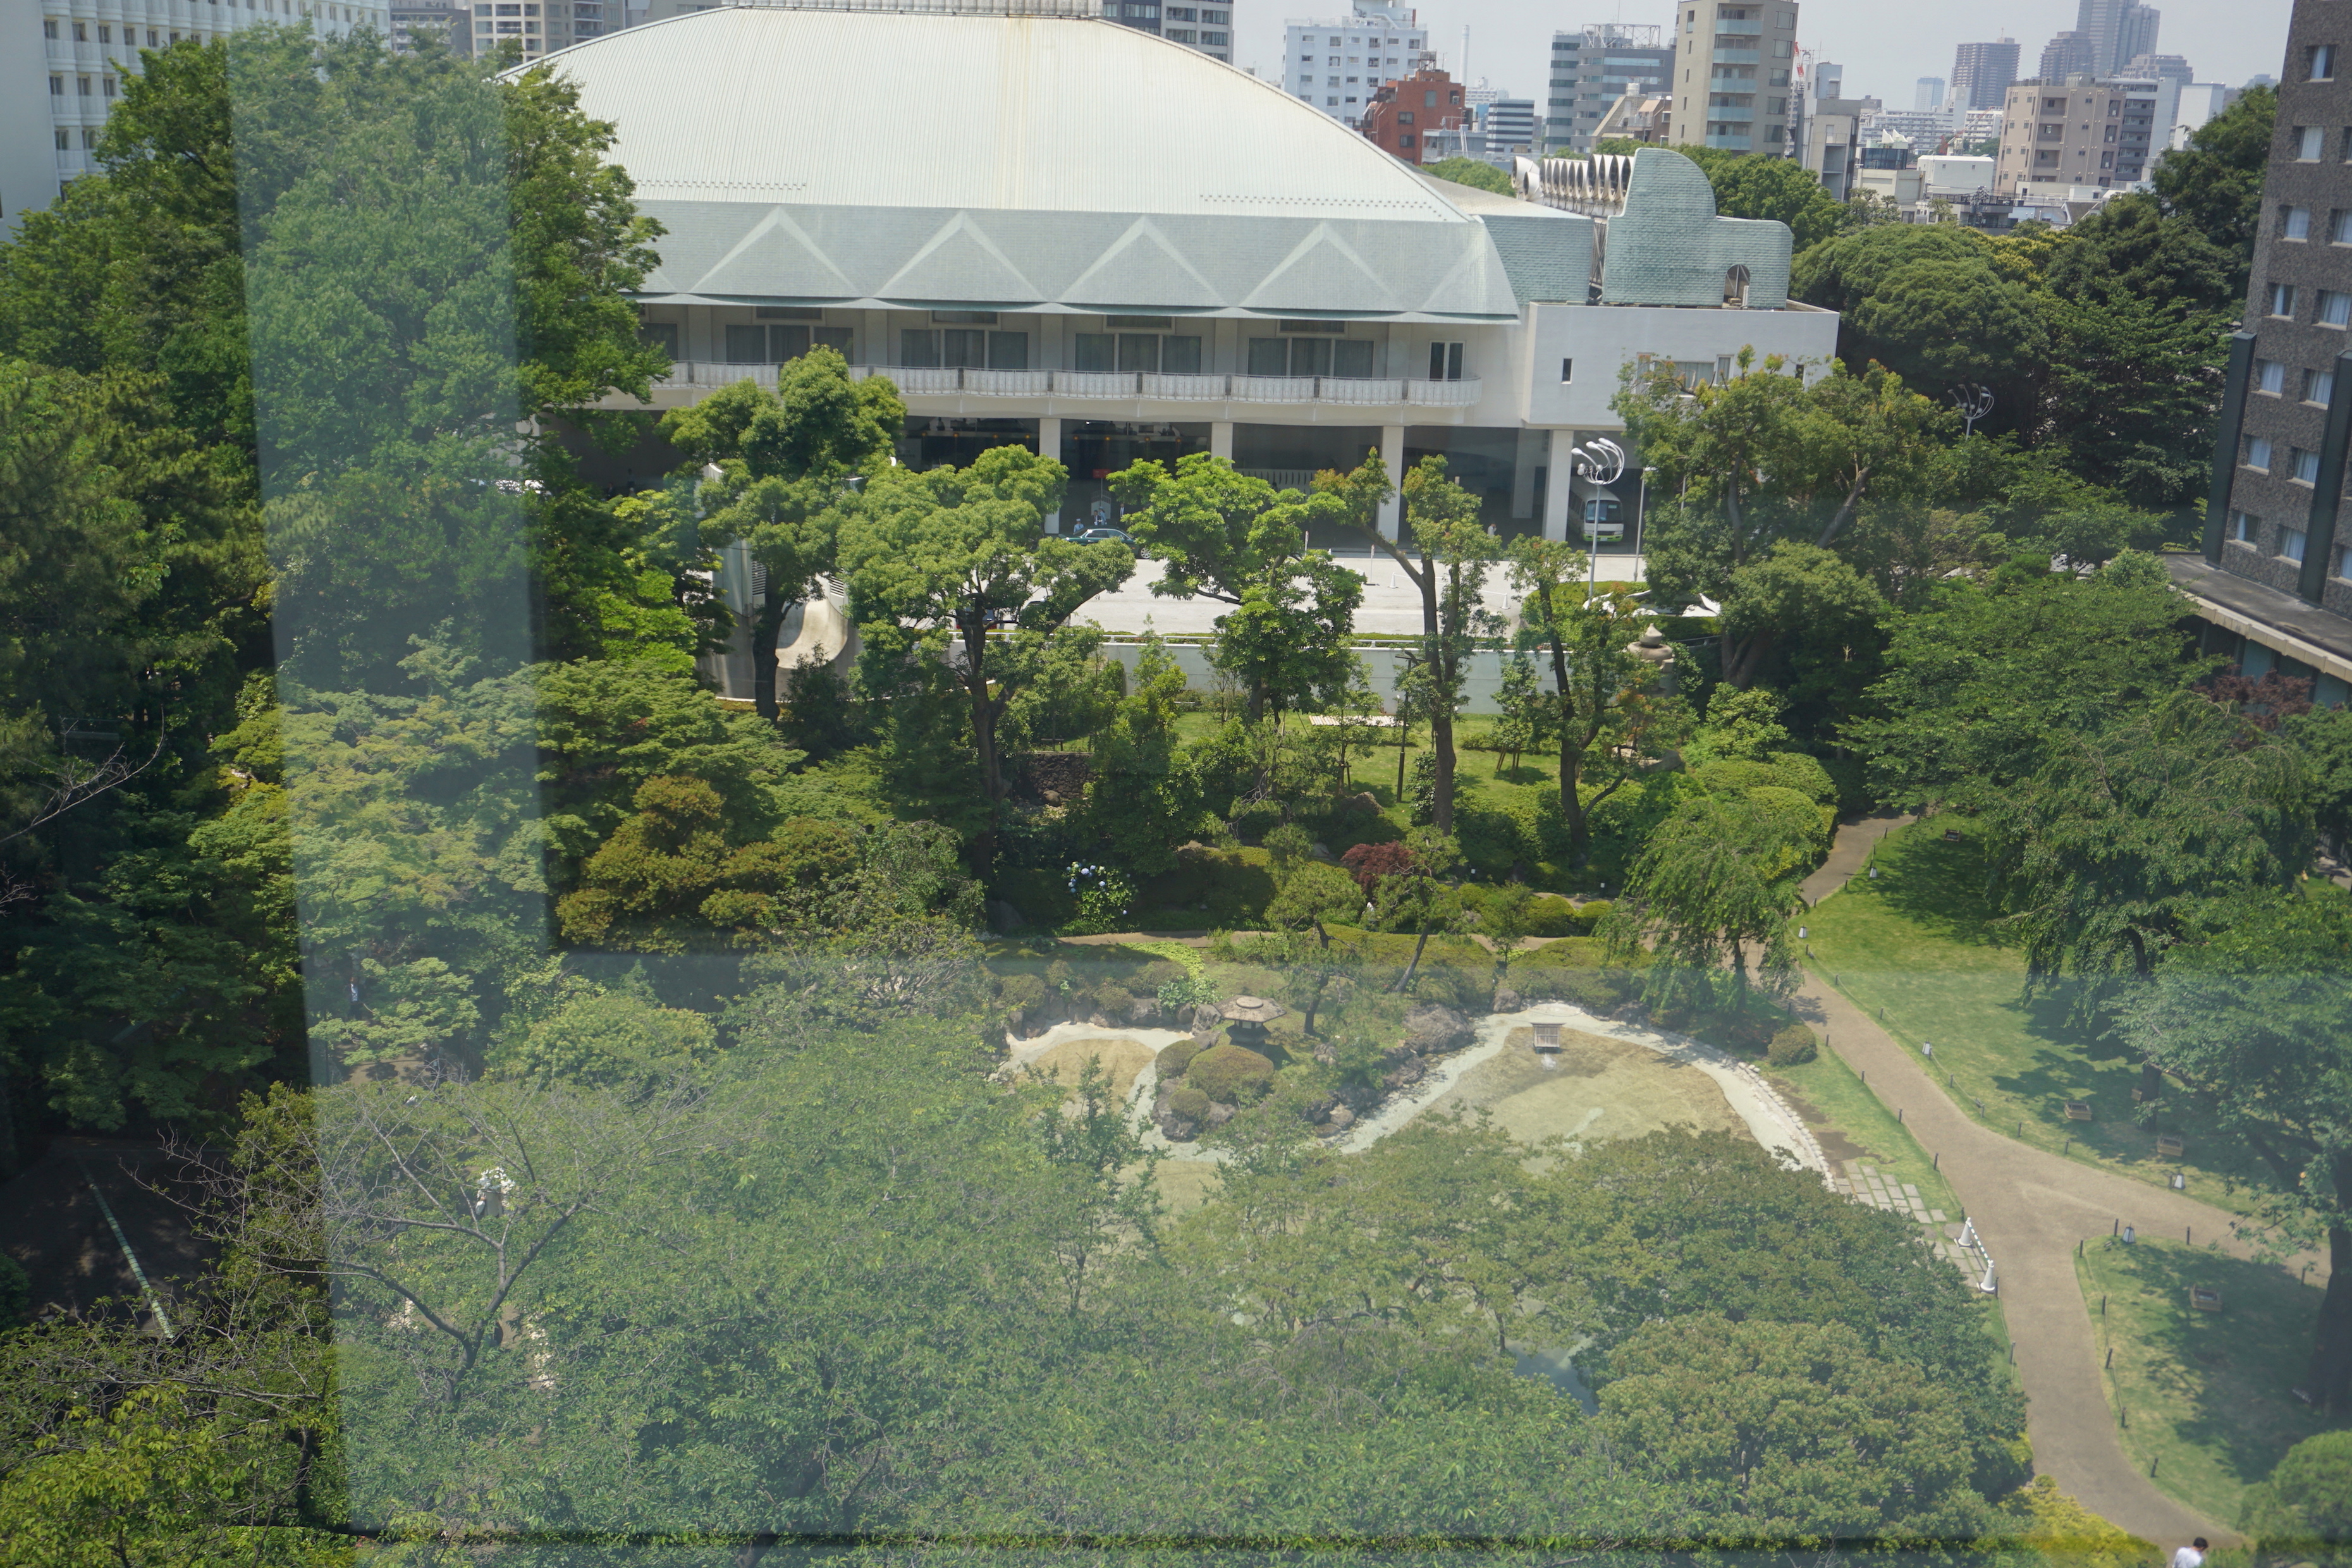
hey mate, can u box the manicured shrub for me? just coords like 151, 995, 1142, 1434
1767, 1024, 1818, 1065
1093, 984, 1136, 1018
1340, 839, 1415, 892
1157, 1038, 1206, 1079
1188, 1043, 1276, 1103
995, 972, 1047, 1015
1566, 898, 1612, 936
1166, 1086, 1211, 1121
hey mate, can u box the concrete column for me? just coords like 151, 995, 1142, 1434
1510, 427, 1545, 520
1377, 423, 1406, 540
1210, 420, 1235, 461
1039, 415, 1064, 532
1543, 428, 1578, 542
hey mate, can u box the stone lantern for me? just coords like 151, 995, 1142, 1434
1218, 995, 1288, 1053
1623, 625, 1677, 694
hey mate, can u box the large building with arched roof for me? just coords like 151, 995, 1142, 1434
544, 0, 1838, 542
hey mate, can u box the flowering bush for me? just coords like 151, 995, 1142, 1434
1064, 861, 1137, 934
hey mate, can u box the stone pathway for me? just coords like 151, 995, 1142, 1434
1798, 810, 1914, 907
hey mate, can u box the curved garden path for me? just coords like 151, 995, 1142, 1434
1792, 822, 2327, 1547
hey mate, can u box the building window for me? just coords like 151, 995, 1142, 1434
101, 76, 114, 97
2335, 210, 2352, 243
2296, 125, 2326, 159
2311, 42, 2338, 80
2257, 359, 2286, 395
97, 23, 109, 40
2282, 527, 2308, 563
2324, 290, 2352, 327
73, 20, 87, 39
42, 17, 55, 36
2293, 448, 2322, 484
2248, 436, 2274, 470
54, 130, 68, 150
2270, 283, 2298, 318
2283, 205, 2313, 239
2229, 510, 2257, 544
2310, 367, 2338, 405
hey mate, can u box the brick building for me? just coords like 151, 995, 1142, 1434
1359, 67, 1464, 164
2178, 0, 2352, 710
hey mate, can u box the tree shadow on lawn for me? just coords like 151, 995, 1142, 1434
1867, 828, 2016, 951
2089, 1239, 2341, 1504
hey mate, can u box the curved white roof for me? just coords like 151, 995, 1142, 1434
532, 8, 1535, 321
546, 8, 1469, 222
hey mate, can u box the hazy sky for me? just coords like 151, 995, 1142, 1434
1237, 0, 2295, 107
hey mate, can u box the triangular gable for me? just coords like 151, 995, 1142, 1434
874, 212, 1044, 305
687, 206, 858, 300
1239, 223, 1400, 314
1062, 217, 1225, 310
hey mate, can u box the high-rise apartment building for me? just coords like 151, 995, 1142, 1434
1994, 75, 2159, 194
1286, 0, 1427, 125
1542, 23, 1672, 154
1670, 0, 1799, 157
4, 0, 389, 231
1915, 76, 1945, 111
1951, 37, 2019, 110
2179, 0, 2352, 710
1811, 59, 1841, 99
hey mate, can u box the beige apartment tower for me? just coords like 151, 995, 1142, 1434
1670, 0, 1799, 157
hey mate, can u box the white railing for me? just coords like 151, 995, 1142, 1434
669, 362, 1483, 407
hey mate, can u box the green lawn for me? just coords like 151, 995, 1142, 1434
1803, 820, 2270, 1214
2076, 1237, 2342, 1524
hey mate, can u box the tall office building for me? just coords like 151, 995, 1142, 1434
2074, 0, 2159, 76
1951, 37, 2019, 109
1671, 0, 1800, 157
1812, 59, 1841, 98
5, 0, 389, 231
1479, 96, 1536, 154
1914, 76, 1945, 110
1286, 0, 1428, 126
1543, 22, 1672, 154
2039, 30, 2098, 82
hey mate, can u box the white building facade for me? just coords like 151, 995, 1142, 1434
2, 0, 385, 231
1284, 0, 1426, 125
536, 6, 1836, 549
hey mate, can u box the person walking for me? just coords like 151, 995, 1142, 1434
2171, 1538, 2208, 1568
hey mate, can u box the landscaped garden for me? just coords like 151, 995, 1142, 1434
2077, 1236, 2343, 1523
1803, 819, 2274, 1213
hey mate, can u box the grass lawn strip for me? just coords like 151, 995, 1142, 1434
1802, 819, 2267, 1216
2074, 1235, 2341, 1524
1769, 1041, 2025, 1398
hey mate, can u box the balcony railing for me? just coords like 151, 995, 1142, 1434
666, 362, 1483, 408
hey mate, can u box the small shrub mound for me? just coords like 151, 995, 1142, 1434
1165, 1086, 1211, 1121
1157, 1038, 1207, 1079
1767, 1024, 1819, 1066
1188, 1043, 1276, 1103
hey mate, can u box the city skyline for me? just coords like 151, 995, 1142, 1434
1237, 0, 2289, 119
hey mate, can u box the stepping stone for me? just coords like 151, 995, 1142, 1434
1930, 1209, 1946, 1222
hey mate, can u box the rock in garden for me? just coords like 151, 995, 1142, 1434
1339, 791, 1381, 818
1491, 988, 1523, 1014
1325, 1105, 1354, 1130
1402, 1002, 1474, 1056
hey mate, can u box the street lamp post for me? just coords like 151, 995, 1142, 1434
1567, 437, 1625, 601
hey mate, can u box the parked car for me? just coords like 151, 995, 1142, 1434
1074, 527, 1134, 545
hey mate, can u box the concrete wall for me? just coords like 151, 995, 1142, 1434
1520, 298, 1841, 429
1097, 640, 1522, 714
1600, 148, 1793, 307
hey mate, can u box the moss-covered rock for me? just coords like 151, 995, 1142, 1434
1188, 1043, 1276, 1103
